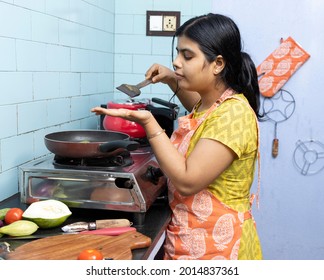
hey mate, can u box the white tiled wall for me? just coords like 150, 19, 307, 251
0, 0, 115, 201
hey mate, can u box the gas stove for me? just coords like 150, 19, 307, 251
19, 146, 167, 225
19, 98, 183, 225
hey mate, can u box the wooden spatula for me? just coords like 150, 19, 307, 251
116, 79, 152, 98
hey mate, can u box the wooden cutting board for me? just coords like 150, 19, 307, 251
5, 231, 151, 260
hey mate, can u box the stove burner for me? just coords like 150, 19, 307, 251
53, 151, 134, 170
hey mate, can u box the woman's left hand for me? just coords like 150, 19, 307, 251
91, 107, 153, 126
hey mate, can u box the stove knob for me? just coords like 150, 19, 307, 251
142, 166, 164, 185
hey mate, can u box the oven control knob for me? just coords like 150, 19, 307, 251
142, 166, 164, 185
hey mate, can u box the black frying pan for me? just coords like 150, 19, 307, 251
44, 130, 139, 158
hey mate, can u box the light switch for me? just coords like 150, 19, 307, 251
149, 15, 163, 31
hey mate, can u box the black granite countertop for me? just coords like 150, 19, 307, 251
0, 193, 171, 260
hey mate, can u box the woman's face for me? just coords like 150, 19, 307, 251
173, 36, 216, 94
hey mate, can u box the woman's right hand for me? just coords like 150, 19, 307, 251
145, 63, 176, 86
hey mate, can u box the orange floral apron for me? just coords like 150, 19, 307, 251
164, 88, 259, 260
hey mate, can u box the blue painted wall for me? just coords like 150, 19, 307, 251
0, 0, 323, 260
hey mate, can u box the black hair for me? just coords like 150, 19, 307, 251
172, 13, 261, 118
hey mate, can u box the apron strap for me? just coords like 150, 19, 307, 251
244, 210, 252, 221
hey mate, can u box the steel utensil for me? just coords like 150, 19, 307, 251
116, 79, 152, 98
61, 218, 132, 233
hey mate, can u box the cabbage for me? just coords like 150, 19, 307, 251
22, 200, 72, 229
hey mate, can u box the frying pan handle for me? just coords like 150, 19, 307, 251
98, 140, 140, 153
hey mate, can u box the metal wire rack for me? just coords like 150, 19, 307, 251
293, 139, 324, 175
261, 89, 296, 157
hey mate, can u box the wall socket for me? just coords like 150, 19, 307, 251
163, 16, 177, 32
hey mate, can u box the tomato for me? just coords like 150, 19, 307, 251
77, 249, 103, 260
4, 208, 24, 224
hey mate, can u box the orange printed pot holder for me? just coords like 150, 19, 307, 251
257, 36, 310, 97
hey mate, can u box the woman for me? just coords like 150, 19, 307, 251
92, 13, 262, 260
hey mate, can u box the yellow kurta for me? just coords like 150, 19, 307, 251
188, 94, 262, 260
